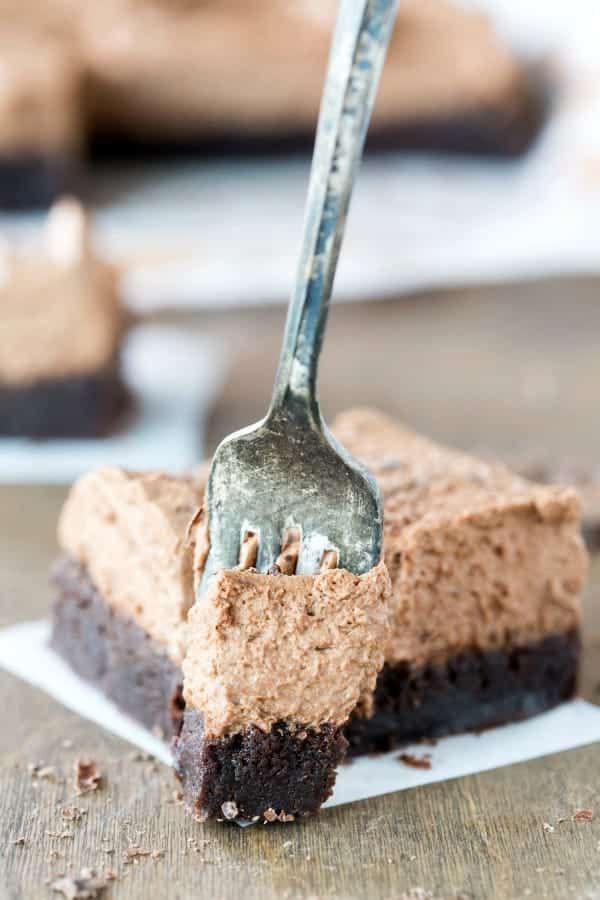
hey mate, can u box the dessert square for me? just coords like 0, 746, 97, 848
81, 0, 544, 158
0, 199, 129, 438
50, 410, 587, 819
0, 30, 83, 208
332, 410, 586, 753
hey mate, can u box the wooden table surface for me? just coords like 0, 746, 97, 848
2, 280, 600, 900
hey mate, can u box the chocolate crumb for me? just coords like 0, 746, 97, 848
50, 868, 107, 899
127, 751, 154, 763
61, 807, 86, 824
397, 752, 432, 770
45, 830, 74, 840
268, 564, 282, 576
263, 808, 295, 823
151, 849, 165, 860
28, 763, 58, 781
105, 869, 117, 882
123, 845, 151, 864
74, 760, 102, 795
573, 809, 594, 821
10, 836, 26, 846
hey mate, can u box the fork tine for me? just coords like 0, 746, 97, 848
297, 533, 337, 576
256, 524, 282, 574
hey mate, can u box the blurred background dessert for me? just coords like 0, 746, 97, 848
0, 0, 598, 488
0, 30, 83, 208
0, 198, 128, 438
0, 0, 546, 210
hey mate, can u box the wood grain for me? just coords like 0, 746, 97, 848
2, 281, 600, 899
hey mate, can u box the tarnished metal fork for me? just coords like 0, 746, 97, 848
200, 0, 399, 590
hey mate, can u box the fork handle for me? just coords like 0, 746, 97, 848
269, 0, 399, 422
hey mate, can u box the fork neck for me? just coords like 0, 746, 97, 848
268, 0, 398, 430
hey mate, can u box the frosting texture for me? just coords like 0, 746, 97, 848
0, 201, 123, 385
0, 29, 82, 154
58, 467, 203, 662
182, 563, 391, 737
332, 409, 587, 667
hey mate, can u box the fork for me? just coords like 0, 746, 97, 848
200, 0, 398, 589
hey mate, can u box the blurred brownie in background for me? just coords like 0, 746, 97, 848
0, 30, 83, 208
0, 198, 129, 438
82, 0, 545, 158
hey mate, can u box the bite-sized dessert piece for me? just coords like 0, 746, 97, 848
332, 410, 588, 754
176, 559, 390, 821
0, 198, 129, 438
0, 30, 83, 208
53, 466, 390, 821
81, 0, 544, 157
51, 410, 587, 802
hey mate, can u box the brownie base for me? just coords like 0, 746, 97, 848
51, 559, 580, 774
0, 360, 130, 439
345, 630, 580, 756
51, 557, 184, 739
174, 712, 347, 822
0, 154, 79, 210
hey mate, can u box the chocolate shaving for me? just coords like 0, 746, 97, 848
397, 752, 432, 770
50, 868, 107, 899
61, 806, 86, 824
28, 763, 58, 781
573, 809, 594, 821
263, 808, 295, 823
74, 760, 102, 795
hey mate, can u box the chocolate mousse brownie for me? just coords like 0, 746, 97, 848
81, 0, 544, 158
53, 466, 390, 821
0, 30, 83, 208
51, 410, 587, 815
331, 410, 587, 754
0, 198, 129, 438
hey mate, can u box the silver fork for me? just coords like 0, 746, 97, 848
200, 0, 399, 589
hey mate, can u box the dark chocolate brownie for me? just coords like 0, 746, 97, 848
51, 557, 184, 739
174, 712, 346, 822
0, 359, 130, 440
51, 558, 581, 765
345, 631, 580, 756
0, 155, 78, 210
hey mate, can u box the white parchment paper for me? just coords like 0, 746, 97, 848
1, 620, 599, 812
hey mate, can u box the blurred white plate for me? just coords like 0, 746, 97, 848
0, 326, 225, 483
